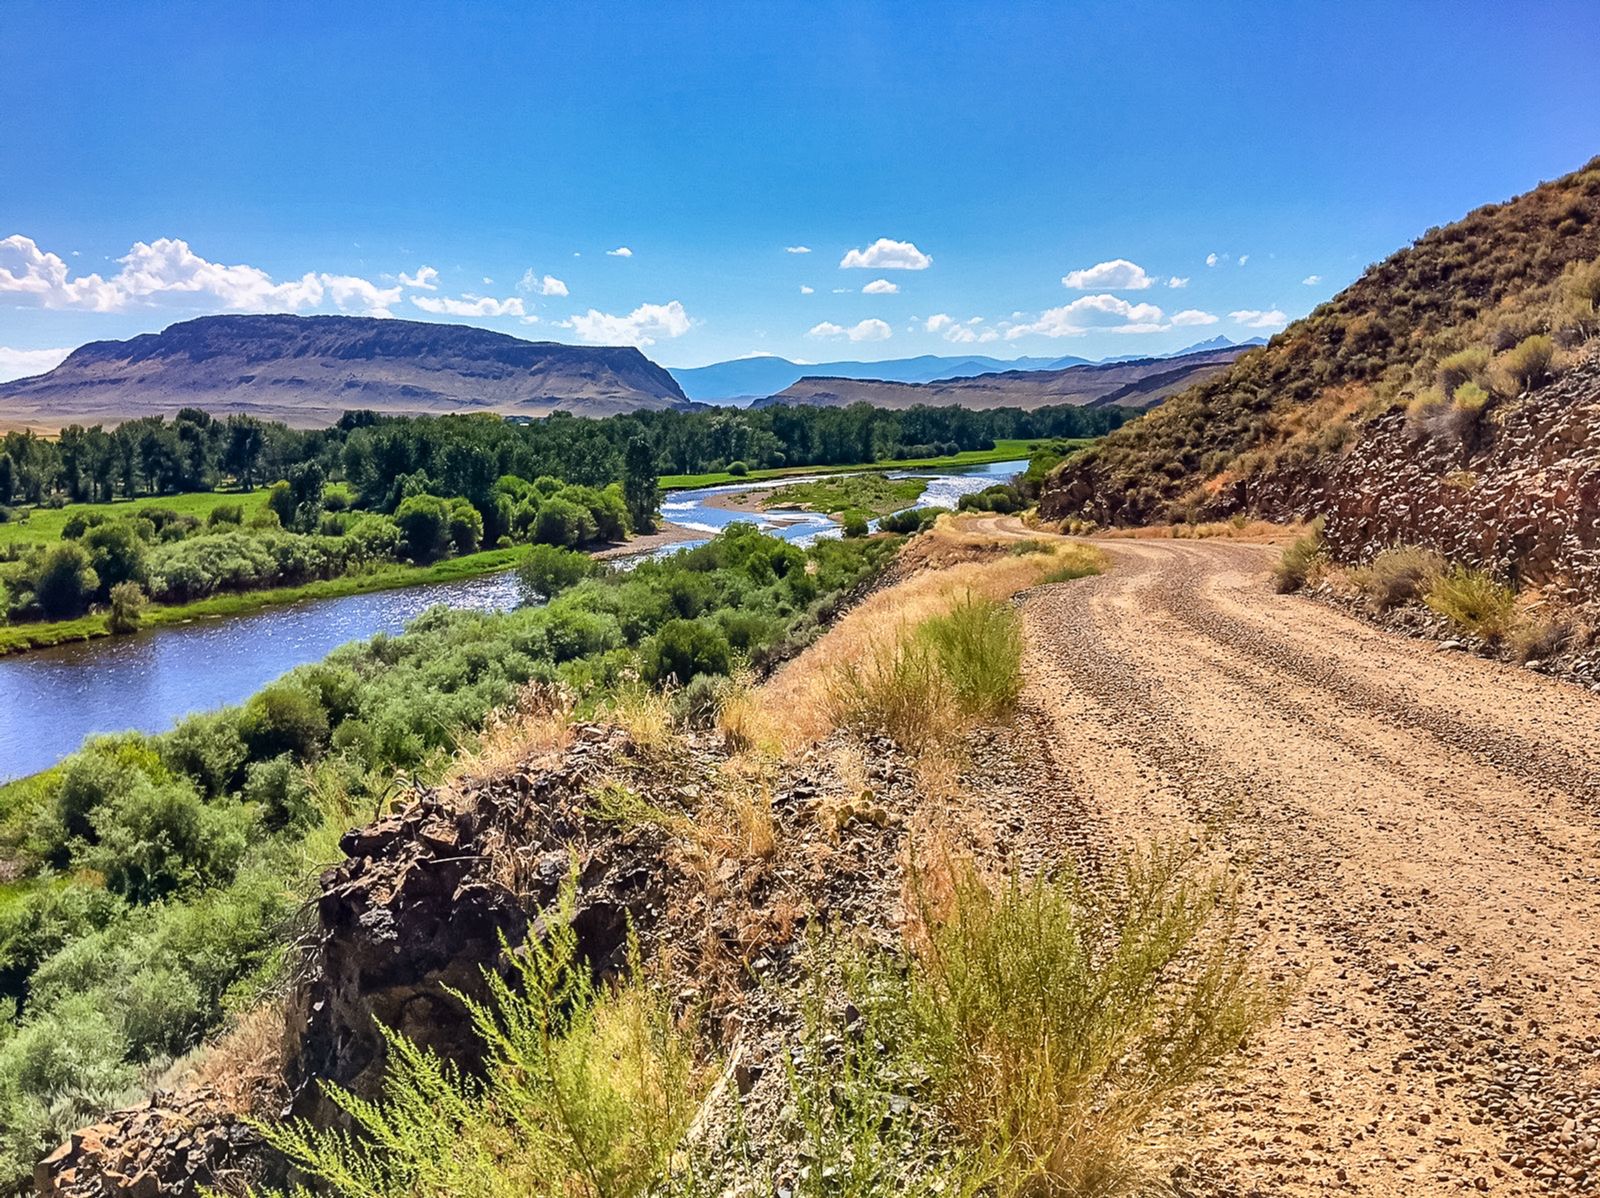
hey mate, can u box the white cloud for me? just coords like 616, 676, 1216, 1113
1205, 252, 1226, 267
398, 266, 439, 290
943, 324, 1001, 344
862, 278, 899, 295
1167, 276, 1189, 289
320, 275, 404, 317
808, 318, 892, 342
839, 238, 932, 270
0, 346, 72, 382
1302, 274, 1322, 286
518, 269, 569, 297
785, 245, 812, 254
1005, 294, 1168, 339
1229, 308, 1288, 330
565, 299, 692, 346
1170, 309, 1219, 326
411, 293, 526, 318
799, 285, 814, 295
606, 246, 633, 257
1061, 258, 1153, 290
0, 234, 415, 317
1237, 254, 1250, 266
924, 313, 955, 333
831, 287, 852, 294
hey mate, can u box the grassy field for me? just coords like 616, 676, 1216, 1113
759, 473, 928, 519
658, 439, 1053, 489
0, 488, 274, 547
0, 546, 525, 656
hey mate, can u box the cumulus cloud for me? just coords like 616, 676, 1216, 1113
808, 318, 892, 342
398, 266, 439, 290
1169, 309, 1219, 326
1205, 252, 1226, 267
1237, 254, 1250, 266
1005, 294, 1168, 339
785, 245, 812, 254
799, 285, 814, 294
0, 346, 72, 382
1061, 258, 1153, 290
0, 234, 411, 316
1302, 274, 1322, 286
862, 278, 899, 295
606, 246, 633, 257
411, 294, 526, 318
924, 313, 955, 333
839, 238, 932, 270
1167, 276, 1189, 288
943, 324, 1000, 344
564, 300, 692, 346
1229, 308, 1288, 329
518, 269, 569, 297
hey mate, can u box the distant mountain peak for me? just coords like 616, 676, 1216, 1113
0, 314, 693, 429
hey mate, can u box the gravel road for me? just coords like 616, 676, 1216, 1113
1003, 530, 1600, 1195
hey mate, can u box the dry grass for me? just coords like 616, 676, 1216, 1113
160, 1000, 288, 1117
1098, 518, 1299, 543
906, 845, 1285, 1198
1424, 565, 1517, 643
442, 681, 575, 796
761, 519, 1102, 750
1350, 546, 1445, 612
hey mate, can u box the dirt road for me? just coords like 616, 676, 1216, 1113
1006, 533, 1600, 1195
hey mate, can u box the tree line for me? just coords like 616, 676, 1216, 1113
0, 400, 1132, 511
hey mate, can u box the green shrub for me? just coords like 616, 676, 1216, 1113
1271, 525, 1325, 594
206, 502, 244, 527
841, 513, 870, 538
239, 680, 330, 762
534, 495, 595, 548
518, 544, 597, 602
1435, 345, 1490, 397
917, 594, 1023, 721
83, 774, 252, 902
1452, 380, 1491, 415
106, 581, 147, 634
726, 460, 750, 477
1424, 565, 1517, 642
644, 619, 732, 685
879, 506, 947, 535
1497, 333, 1555, 392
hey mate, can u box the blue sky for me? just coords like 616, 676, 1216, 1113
2, 1, 1598, 379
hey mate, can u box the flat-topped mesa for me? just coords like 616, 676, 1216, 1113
0, 314, 695, 429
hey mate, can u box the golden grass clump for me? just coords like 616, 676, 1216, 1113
1424, 564, 1517, 643
905, 845, 1284, 1198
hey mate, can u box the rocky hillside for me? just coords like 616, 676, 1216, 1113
1042, 158, 1600, 599
0, 315, 693, 428
752, 345, 1244, 412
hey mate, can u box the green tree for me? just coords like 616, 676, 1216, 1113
394, 494, 454, 562
107, 582, 148, 635
0, 453, 14, 505
32, 542, 100, 619
643, 618, 732, 685
517, 544, 596, 602
82, 521, 148, 594
622, 435, 660, 533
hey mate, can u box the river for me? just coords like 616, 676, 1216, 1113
0, 459, 1022, 781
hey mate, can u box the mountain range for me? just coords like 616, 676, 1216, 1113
0, 315, 693, 430
668, 336, 1254, 403
750, 345, 1248, 411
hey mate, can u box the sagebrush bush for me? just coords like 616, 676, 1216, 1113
1351, 546, 1443, 611
1496, 333, 1556, 393
918, 595, 1024, 721
1271, 525, 1324, 593
1424, 565, 1517, 642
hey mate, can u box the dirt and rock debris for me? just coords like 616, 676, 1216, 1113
37, 523, 1600, 1197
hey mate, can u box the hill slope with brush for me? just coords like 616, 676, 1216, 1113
1042, 158, 1600, 599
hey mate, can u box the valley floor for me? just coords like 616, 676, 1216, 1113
1001, 528, 1600, 1195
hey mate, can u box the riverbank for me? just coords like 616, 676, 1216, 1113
657, 438, 1061, 489
0, 525, 700, 657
